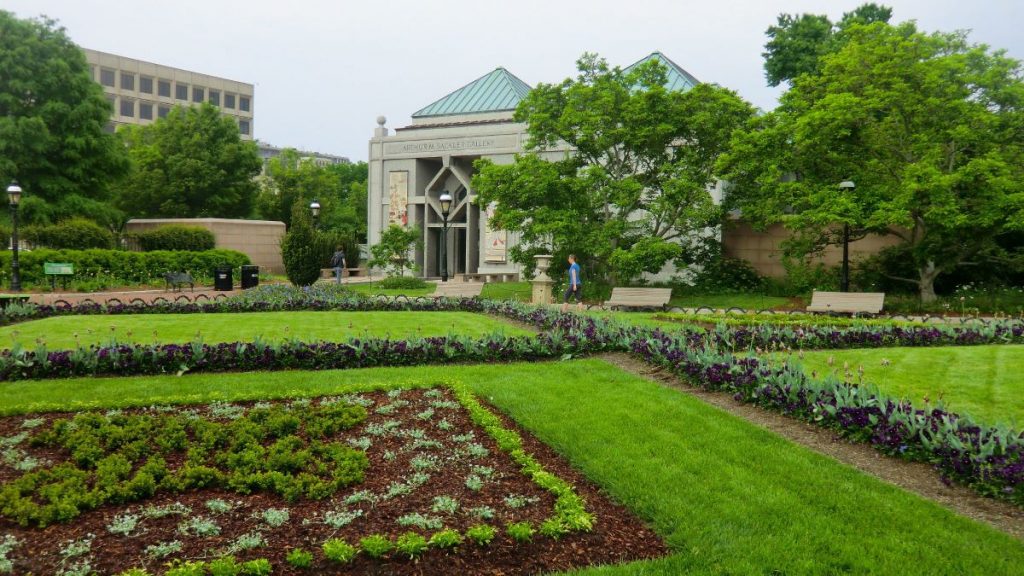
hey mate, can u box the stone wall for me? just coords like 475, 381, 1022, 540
722, 220, 902, 278
126, 218, 286, 274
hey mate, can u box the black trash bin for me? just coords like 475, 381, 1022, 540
213, 267, 233, 291
241, 265, 259, 289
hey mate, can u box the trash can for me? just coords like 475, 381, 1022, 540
213, 267, 233, 291
241, 265, 260, 289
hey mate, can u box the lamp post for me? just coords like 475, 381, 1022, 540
438, 191, 452, 282
309, 200, 321, 230
838, 180, 855, 292
7, 182, 22, 292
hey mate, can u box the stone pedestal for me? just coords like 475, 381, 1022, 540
531, 254, 554, 305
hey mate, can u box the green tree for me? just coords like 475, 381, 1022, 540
114, 103, 261, 218
368, 225, 422, 277
0, 11, 128, 201
256, 152, 368, 238
473, 53, 754, 285
721, 22, 1024, 302
281, 202, 332, 286
763, 3, 892, 86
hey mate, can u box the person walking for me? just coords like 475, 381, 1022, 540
561, 254, 583, 312
330, 245, 347, 284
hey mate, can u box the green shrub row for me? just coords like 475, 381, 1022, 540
0, 248, 249, 288
117, 556, 271, 576
22, 219, 116, 250
136, 225, 216, 252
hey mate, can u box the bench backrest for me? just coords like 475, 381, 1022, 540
44, 262, 74, 275
433, 282, 485, 298
807, 291, 885, 313
165, 272, 194, 282
606, 287, 673, 306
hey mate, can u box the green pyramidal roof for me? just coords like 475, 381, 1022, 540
412, 67, 533, 118
623, 51, 700, 92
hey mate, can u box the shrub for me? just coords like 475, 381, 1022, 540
465, 524, 497, 546
285, 548, 313, 569
0, 248, 249, 290
506, 521, 535, 543
282, 204, 332, 286
321, 538, 358, 563
428, 528, 463, 550
206, 556, 241, 576
137, 225, 216, 252
239, 558, 272, 576
395, 532, 429, 559
368, 224, 422, 277
377, 276, 429, 290
358, 534, 392, 559
687, 256, 763, 293
23, 218, 115, 250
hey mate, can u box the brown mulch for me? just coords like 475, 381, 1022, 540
0, 388, 666, 575
597, 352, 1024, 540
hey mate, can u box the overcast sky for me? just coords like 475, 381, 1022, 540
6, 1, 1022, 162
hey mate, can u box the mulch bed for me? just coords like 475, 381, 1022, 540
0, 387, 667, 575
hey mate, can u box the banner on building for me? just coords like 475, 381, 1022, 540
483, 202, 506, 263
388, 171, 409, 226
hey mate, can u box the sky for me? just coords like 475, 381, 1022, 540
5, 0, 1023, 162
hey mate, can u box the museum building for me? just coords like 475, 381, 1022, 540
367, 52, 701, 280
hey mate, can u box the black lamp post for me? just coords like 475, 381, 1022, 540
309, 200, 321, 230
7, 182, 22, 292
438, 191, 452, 282
838, 180, 855, 292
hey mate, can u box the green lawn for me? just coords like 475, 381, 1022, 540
341, 280, 532, 301
3, 361, 1021, 574
0, 311, 532, 349
669, 293, 797, 310
792, 345, 1024, 426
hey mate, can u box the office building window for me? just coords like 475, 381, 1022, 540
175, 83, 188, 100
208, 90, 220, 107
120, 72, 135, 91
100, 68, 115, 87
158, 105, 171, 119
140, 76, 153, 94
120, 98, 134, 118
140, 103, 153, 120
89, 65, 95, 80
239, 95, 251, 112
193, 86, 204, 102
224, 93, 236, 109
158, 79, 171, 97
105, 94, 116, 109
239, 119, 250, 135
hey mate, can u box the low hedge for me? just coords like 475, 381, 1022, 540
137, 225, 216, 252
21, 219, 116, 250
0, 248, 249, 288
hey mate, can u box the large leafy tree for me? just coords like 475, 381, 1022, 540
721, 22, 1024, 302
473, 54, 754, 285
0, 11, 127, 202
763, 3, 892, 86
114, 103, 261, 218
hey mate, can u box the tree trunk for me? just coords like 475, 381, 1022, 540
918, 260, 940, 303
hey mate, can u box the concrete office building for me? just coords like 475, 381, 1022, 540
82, 48, 255, 139
367, 53, 703, 280
257, 142, 350, 174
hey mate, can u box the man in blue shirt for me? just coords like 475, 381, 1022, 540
561, 254, 583, 312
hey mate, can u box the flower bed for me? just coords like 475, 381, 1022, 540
628, 333, 1024, 507
0, 383, 663, 574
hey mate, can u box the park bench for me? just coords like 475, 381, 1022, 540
460, 272, 519, 283
320, 267, 368, 280
432, 282, 485, 298
43, 262, 74, 291
0, 295, 31, 310
806, 291, 885, 315
603, 287, 673, 311
164, 271, 195, 292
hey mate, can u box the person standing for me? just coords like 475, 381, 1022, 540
561, 254, 583, 312
330, 245, 347, 284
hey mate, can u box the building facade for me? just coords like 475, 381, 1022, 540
257, 142, 350, 174
82, 48, 255, 139
367, 53, 704, 280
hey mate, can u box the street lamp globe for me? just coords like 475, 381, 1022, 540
439, 191, 452, 217
309, 200, 321, 218
6, 182, 22, 206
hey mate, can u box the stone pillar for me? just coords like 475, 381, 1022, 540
532, 254, 554, 305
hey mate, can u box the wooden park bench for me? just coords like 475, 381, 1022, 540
43, 262, 74, 291
432, 282, 485, 299
164, 271, 195, 292
603, 287, 673, 311
806, 291, 885, 315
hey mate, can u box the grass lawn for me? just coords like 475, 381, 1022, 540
3, 361, 1022, 574
0, 311, 532, 349
669, 293, 797, 310
791, 344, 1024, 426
341, 280, 532, 301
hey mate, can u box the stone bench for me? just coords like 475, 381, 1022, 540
603, 287, 673, 311
806, 291, 885, 315
320, 267, 367, 279
461, 272, 519, 283
432, 282, 485, 298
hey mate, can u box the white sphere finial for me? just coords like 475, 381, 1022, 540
376, 115, 386, 126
